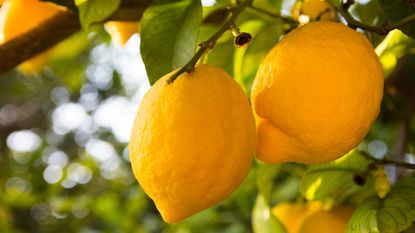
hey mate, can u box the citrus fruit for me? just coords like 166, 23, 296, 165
297, 206, 354, 233
129, 64, 256, 223
292, 0, 337, 22
251, 22, 384, 164
105, 21, 139, 47
0, 0, 63, 74
0, 0, 61, 43
272, 202, 322, 233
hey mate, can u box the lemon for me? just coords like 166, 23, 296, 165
251, 22, 384, 164
292, 0, 337, 22
129, 64, 256, 223
297, 206, 354, 233
0, 0, 62, 74
105, 21, 140, 47
272, 202, 322, 233
0, 0, 61, 43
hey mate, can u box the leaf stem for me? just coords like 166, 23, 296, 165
361, 151, 415, 170
330, 0, 415, 35
373, 159, 415, 170
338, 5, 388, 35
167, 0, 253, 84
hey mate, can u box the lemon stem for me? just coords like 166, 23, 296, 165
166, 0, 253, 84
361, 151, 415, 170
334, 1, 415, 35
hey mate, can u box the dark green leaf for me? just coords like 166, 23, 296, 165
140, 0, 202, 84
256, 163, 281, 201
350, 0, 385, 46
347, 176, 415, 233
378, 1, 415, 39
252, 0, 283, 12
75, 0, 121, 29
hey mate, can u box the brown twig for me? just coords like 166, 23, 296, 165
166, 0, 254, 84
361, 151, 415, 170
329, 0, 415, 35
0, 10, 80, 74
0, 0, 150, 75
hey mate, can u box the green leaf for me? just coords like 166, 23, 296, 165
300, 150, 369, 201
252, 195, 286, 233
271, 175, 300, 203
205, 37, 234, 76
234, 20, 282, 93
140, 0, 202, 84
252, 0, 283, 12
349, 0, 385, 46
351, 0, 384, 26
256, 163, 281, 201
347, 176, 415, 233
75, 0, 120, 29
376, 30, 415, 77
378, 1, 415, 39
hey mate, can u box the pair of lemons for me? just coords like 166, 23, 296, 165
1, 0, 383, 226
130, 17, 383, 225
0, 0, 138, 74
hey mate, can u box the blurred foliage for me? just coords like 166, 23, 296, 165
1, 0, 415, 233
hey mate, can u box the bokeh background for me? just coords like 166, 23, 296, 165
1, 0, 415, 232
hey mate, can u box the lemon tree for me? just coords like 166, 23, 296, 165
1, 0, 415, 233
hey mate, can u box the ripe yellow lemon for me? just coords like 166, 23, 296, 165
272, 202, 322, 233
105, 21, 139, 47
292, 0, 337, 22
297, 206, 354, 233
0, 0, 62, 74
129, 64, 256, 223
0, 0, 61, 43
251, 22, 383, 164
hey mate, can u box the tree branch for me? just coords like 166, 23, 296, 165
329, 0, 415, 35
372, 158, 415, 170
167, 0, 253, 84
362, 151, 415, 170
0, 10, 80, 74
338, 6, 388, 35
0, 0, 150, 75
